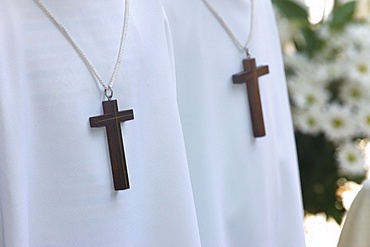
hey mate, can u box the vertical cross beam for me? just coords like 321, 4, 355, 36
90, 100, 134, 190
232, 58, 269, 137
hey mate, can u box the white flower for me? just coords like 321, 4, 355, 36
319, 28, 350, 60
284, 53, 313, 75
345, 51, 370, 84
293, 106, 323, 135
356, 107, 370, 137
343, 23, 370, 50
288, 78, 329, 109
322, 104, 357, 142
285, 53, 336, 86
336, 142, 366, 177
339, 80, 370, 107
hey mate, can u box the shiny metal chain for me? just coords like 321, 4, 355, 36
202, 0, 254, 56
34, 0, 130, 99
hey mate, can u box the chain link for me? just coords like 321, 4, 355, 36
202, 0, 254, 54
34, 0, 130, 97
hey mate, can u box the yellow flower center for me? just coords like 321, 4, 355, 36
351, 88, 361, 99
307, 117, 317, 127
332, 118, 344, 128
358, 64, 368, 74
346, 153, 357, 164
306, 95, 316, 105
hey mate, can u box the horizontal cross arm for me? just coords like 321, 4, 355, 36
233, 71, 251, 84
232, 65, 269, 84
90, 109, 134, 127
257, 65, 269, 77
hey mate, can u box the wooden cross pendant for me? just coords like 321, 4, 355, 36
90, 100, 134, 190
232, 58, 269, 137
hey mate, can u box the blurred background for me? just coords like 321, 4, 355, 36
272, 0, 370, 246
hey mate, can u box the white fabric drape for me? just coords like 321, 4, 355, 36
163, 0, 306, 246
338, 180, 370, 247
0, 0, 200, 246
1, 0, 306, 246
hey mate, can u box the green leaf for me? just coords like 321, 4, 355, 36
301, 27, 319, 56
330, 2, 356, 29
272, 0, 309, 21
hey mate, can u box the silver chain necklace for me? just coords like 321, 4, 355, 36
202, 0, 254, 56
202, 0, 270, 138
34, 0, 135, 191
34, 0, 130, 100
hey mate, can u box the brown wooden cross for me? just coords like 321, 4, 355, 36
90, 100, 134, 190
232, 58, 269, 137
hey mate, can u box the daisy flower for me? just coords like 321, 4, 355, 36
356, 107, 370, 137
345, 51, 370, 84
293, 106, 323, 135
336, 142, 366, 177
288, 78, 329, 109
284, 53, 314, 77
343, 23, 370, 50
339, 80, 370, 107
322, 104, 357, 142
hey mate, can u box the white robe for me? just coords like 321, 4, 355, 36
0, 0, 201, 246
163, 0, 306, 246
338, 180, 370, 247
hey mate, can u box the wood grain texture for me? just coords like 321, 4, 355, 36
232, 58, 269, 138
90, 100, 134, 190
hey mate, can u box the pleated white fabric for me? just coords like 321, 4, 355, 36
0, 0, 201, 246
163, 0, 306, 246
